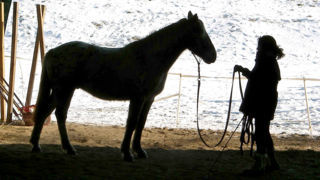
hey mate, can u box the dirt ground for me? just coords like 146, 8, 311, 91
0, 122, 319, 179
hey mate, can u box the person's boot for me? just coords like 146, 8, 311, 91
242, 153, 268, 176
266, 153, 280, 172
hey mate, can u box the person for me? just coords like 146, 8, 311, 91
234, 35, 284, 175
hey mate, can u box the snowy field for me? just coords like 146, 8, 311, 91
2, 0, 320, 136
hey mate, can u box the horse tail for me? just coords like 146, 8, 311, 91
33, 56, 53, 123
30, 52, 57, 147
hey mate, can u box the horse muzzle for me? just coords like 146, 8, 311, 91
203, 51, 216, 64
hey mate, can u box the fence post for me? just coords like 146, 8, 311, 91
25, 5, 46, 106
6, 1, 18, 123
176, 73, 182, 127
0, 2, 5, 123
303, 78, 312, 137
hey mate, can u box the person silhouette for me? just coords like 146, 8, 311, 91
234, 35, 284, 175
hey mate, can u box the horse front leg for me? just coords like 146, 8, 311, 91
132, 98, 154, 159
121, 98, 145, 162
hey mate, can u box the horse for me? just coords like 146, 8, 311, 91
30, 11, 217, 162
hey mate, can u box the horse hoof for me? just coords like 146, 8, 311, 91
64, 147, 77, 155
134, 149, 148, 159
62, 144, 77, 155
31, 145, 41, 153
122, 152, 134, 162
67, 149, 77, 155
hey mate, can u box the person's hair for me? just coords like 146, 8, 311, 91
257, 35, 285, 60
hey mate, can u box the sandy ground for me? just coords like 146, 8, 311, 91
0, 122, 319, 179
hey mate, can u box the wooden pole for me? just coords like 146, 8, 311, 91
0, 2, 5, 123
6, 2, 18, 123
36, 4, 45, 62
25, 5, 46, 106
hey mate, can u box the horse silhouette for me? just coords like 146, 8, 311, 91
30, 11, 217, 162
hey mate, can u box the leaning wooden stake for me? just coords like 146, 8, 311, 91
6, 2, 18, 123
36, 4, 45, 62
25, 5, 46, 106
0, 2, 5, 123
303, 78, 312, 137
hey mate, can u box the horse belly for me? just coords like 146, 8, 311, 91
81, 85, 131, 100
80, 73, 166, 101
79, 76, 142, 100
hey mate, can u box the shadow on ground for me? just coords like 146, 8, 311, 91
0, 144, 319, 179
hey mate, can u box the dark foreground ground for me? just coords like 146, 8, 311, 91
0, 122, 319, 179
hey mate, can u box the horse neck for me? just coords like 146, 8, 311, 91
152, 36, 187, 72
130, 20, 190, 73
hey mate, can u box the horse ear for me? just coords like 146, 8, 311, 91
194, 14, 198, 20
188, 11, 193, 19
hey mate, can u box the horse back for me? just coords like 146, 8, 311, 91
44, 41, 167, 100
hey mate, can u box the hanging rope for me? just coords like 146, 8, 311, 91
240, 115, 254, 156
195, 62, 245, 148
192, 52, 256, 164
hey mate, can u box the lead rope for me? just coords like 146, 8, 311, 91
193, 53, 213, 147
195, 61, 243, 148
208, 68, 255, 173
208, 69, 246, 172
191, 59, 255, 172
240, 115, 254, 156
237, 70, 255, 156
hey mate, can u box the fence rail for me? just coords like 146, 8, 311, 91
169, 72, 320, 81
155, 72, 319, 136
0, 53, 319, 136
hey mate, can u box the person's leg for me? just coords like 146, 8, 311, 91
243, 116, 268, 175
255, 116, 267, 154
265, 121, 280, 171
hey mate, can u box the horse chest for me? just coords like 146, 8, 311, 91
142, 73, 167, 96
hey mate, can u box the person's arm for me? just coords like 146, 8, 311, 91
241, 67, 250, 78
234, 65, 251, 78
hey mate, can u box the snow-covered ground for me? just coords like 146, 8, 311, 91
2, 0, 320, 136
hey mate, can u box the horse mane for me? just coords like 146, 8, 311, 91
126, 18, 191, 53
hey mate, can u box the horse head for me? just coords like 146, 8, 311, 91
186, 11, 216, 64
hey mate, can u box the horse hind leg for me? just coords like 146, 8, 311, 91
30, 95, 55, 153
53, 88, 76, 155
30, 61, 54, 152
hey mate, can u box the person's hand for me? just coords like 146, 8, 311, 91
234, 65, 243, 72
